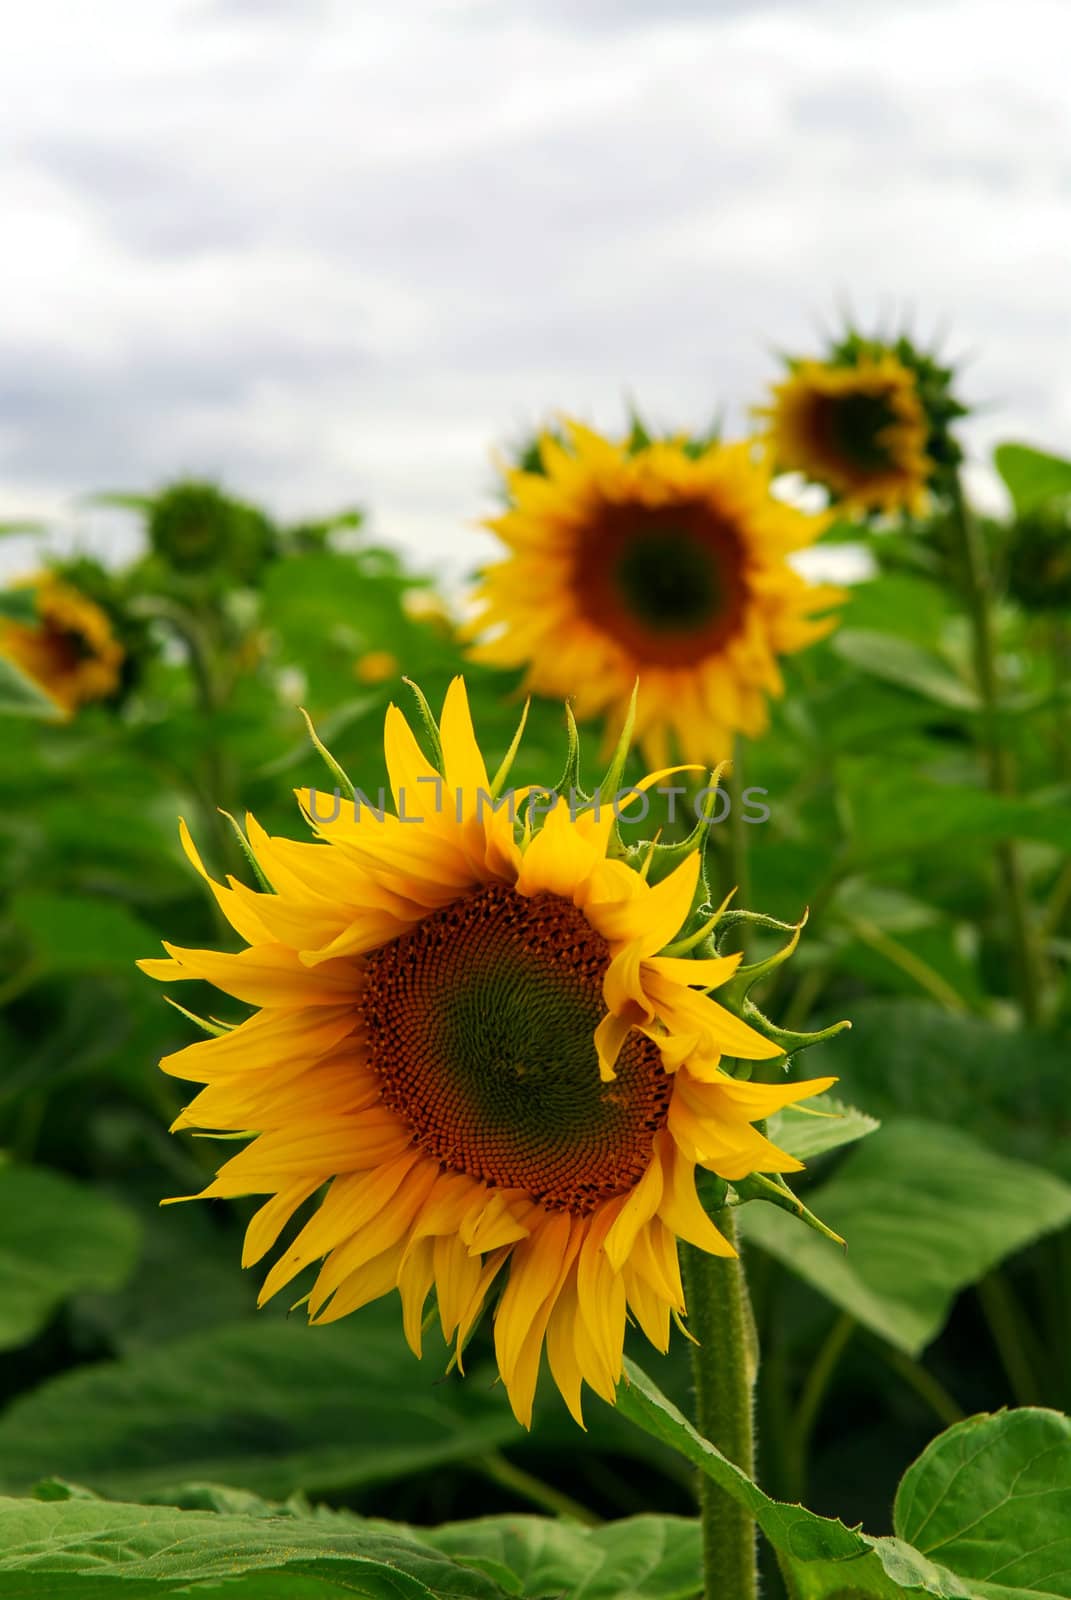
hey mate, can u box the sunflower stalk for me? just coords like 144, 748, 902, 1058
681, 1216, 759, 1600
948, 474, 1043, 1025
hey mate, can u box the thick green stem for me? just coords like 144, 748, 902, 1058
949, 476, 1042, 1026
682, 1211, 758, 1600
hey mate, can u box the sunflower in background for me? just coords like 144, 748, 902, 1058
141, 679, 835, 1428
757, 331, 966, 516
466, 423, 843, 768
0, 570, 126, 717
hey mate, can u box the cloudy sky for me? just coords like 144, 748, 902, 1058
2, 0, 1069, 581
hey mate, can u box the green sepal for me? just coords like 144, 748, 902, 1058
695, 1167, 731, 1214
552, 700, 586, 802
624, 764, 729, 888
595, 681, 637, 808
401, 677, 445, 774
489, 698, 531, 799
730, 1170, 845, 1247
736, 996, 852, 1057
218, 810, 275, 893
298, 707, 356, 801
715, 910, 807, 1009
163, 997, 232, 1037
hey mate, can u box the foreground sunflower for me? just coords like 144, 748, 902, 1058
0, 572, 125, 716
141, 680, 834, 1426
467, 424, 842, 768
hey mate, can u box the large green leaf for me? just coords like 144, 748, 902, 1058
127, 1487, 703, 1600
617, 1366, 1071, 1598
766, 1097, 880, 1163
799, 1002, 1071, 1180
0, 1495, 508, 1599
0, 588, 38, 622
832, 631, 980, 711
407, 1513, 703, 1600
0, 656, 61, 719
9, 891, 159, 975
0, 1167, 140, 1352
994, 444, 1071, 514
0, 1311, 520, 1500
616, 1361, 973, 1596
895, 1408, 1071, 1599
845, 777, 1071, 859
738, 1120, 1071, 1355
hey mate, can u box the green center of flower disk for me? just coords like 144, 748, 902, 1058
614, 528, 723, 632
360, 884, 672, 1214
575, 500, 747, 665
819, 389, 897, 470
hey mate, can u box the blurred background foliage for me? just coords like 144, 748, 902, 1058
0, 436, 1068, 1596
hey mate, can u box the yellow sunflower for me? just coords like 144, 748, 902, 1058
141, 679, 834, 1427
758, 352, 933, 515
467, 425, 843, 769
0, 573, 124, 716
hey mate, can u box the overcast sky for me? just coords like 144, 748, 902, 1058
2, 0, 1069, 582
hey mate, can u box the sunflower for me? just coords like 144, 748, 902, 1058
758, 350, 935, 515
141, 680, 834, 1427
0, 572, 125, 716
467, 425, 842, 769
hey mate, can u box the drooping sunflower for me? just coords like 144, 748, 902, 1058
0, 572, 125, 716
466, 425, 843, 768
758, 351, 933, 515
141, 679, 834, 1427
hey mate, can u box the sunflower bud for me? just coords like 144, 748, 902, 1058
1005, 501, 1071, 612
148, 481, 276, 584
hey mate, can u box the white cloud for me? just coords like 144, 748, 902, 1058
1, 0, 1069, 582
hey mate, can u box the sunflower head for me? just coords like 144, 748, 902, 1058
467, 421, 843, 770
0, 567, 128, 717
141, 678, 843, 1428
758, 332, 966, 516
148, 480, 276, 584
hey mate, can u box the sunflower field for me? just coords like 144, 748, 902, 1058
1, 340, 1069, 1600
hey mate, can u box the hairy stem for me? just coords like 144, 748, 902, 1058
682, 1212, 759, 1600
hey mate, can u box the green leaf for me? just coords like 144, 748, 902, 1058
845, 776, 1071, 859
0, 1311, 521, 1500
615, 1361, 973, 1595
799, 1001, 1071, 1181
0, 1167, 140, 1351
0, 1495, 509, 1599
9, 890, 159, 975
0, 656, 61, 719
738, 1120, 1071, 1356
994, 443, 1071, 514
0, 588, 38, 622
894, 1408, 1071, 1599
766, 1097, 880, 1163
124, 1488, 702, 1600
417, 1514, 704, 1599
832, 631, 980, 712
616, 1366, 1071, 1598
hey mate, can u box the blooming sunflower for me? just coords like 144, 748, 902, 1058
467, 425, 842, 768
141, 679, 834, 1427
757, 350, 934, 516
0, 572, 125, 716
